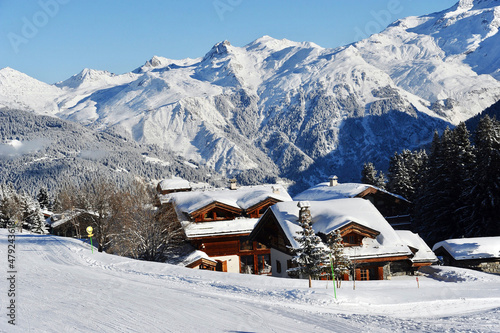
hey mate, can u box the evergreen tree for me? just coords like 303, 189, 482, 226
465, 116, 500, 236
361, 163, 378, 186
326, 230, 351, 288
287, 202, 329, 288
361, 162, 386, 189
375, 171, 387, 190
414, 131, 448, 244
37, 188, 51, 211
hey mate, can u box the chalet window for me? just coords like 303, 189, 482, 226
256, 242, 268, 249
360, 269, 369, 281
215, 210, 226, 219
343, 233, 363, 246
203, 212, 213, 221
240, 255, 254, 274
240, 237, 253, 251
257, 254, 271, 275
276, 260, 282, 274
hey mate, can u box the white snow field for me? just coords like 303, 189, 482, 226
1, 230, 499, 332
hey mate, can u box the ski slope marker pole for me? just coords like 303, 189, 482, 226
86, 226, 94, 254
329, 253, 337, 299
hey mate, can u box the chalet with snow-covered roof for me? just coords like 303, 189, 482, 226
161, 182, 292, 274
156, 178, 192, 195
432, 237, 500, 275
47, 210, 96, 238
294, 176, 411, 229
249, 198, 435, 280
395, 230, 438, 272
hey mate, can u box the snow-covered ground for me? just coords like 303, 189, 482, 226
1, 230, 499, 332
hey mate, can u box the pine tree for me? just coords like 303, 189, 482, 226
361, 163, 378, 186
361, 162, 386, 189
465, 116, 500, 237
326, 230, 351, 288
414, 131, 447, 244
287, 202, 329, 288
37, 188, 51, 211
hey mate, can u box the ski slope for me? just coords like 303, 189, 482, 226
1, 230, 499, 332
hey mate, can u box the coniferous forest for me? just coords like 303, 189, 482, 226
364, 113, 500, 246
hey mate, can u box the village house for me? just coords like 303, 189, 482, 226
432, 236, 500, 275
159, 181, 292, 274
294, 176, 412, 229
249, 198, 436, 280
47, 209, 95, 238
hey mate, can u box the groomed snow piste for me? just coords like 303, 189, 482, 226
1, 230, 499, 332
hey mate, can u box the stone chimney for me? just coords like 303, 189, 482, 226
297, 201, 312, 225
329, 175, 338, 187
229, 178, 237, 190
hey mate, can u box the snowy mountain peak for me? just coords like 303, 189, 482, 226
458, 0, 500, 10
247, 35, 322, 53
203, 40, 233, 61
56, 68, 114, 89
458, 0, 475, 10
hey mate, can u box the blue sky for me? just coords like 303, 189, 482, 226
0, 0, 457, 84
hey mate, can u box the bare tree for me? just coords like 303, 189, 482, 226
110, 181, 184, 261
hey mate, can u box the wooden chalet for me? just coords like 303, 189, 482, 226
47, 210, 96, 238
160, 183, 292, 274
294, 176, 412, 229
432, 237, 500, 275
249, 198, 436, 281
156, 178, 192, 195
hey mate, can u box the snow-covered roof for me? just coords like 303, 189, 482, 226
269, 198, 412, 260
48, 210, 98, 229
432, 237, 500, 261
182, 218, 259, 238
49, 211, 84, 228
294, 182, 408, 202
396, 230, 438, 263
180, 250, 217, 267
165, 184, 292, 215
157, 178, 191, 191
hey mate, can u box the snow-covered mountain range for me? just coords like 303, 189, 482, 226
2, 0, 500, 191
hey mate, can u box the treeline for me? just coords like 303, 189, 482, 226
0, 179, 184, 262
363, 115, 500, 245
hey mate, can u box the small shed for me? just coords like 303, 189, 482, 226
432, 237, 500, 274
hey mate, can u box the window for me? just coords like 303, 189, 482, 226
256, 242, 268, 249
276, 260, 282, 274
239, 237, 253, 251
258, 254, 271, 275
360, 269, 369, 281
240, 255, 254, 274
343, 233, 362, 246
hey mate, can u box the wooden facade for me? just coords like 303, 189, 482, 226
250, 208, 412, 281
189, 234, 271, 274
356, 187, 411, 227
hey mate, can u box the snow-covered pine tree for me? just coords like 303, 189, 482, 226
287, 202, 329, 288
327, 230, 351, 288
465, 115, 500, 237
37, 188, 51, 211
361, 162, 386, 189
0, 184, 23, 229
414, 131, 448, 243
361, 162, 378, 185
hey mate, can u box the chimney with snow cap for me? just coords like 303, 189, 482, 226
229, 178, 237, 190
272, 186, 280, 195
329, 175, 338, 187
297, 201, 312, 225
